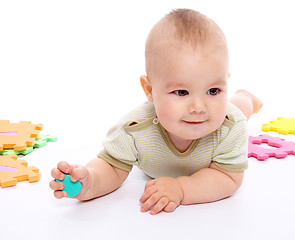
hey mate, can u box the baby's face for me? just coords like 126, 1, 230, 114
148, 43, 229, 143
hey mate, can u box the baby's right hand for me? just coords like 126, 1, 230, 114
50, 161, 90, 200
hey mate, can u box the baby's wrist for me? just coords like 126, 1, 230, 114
176, 176, 190, 203
76, 168, 93, 201
175, 177, 185, 203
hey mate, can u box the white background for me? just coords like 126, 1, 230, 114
1, 0, 295, 239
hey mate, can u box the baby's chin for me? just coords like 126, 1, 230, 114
178, 126, 221, 140
172, 131, 208, 141
182, 133, 208, 140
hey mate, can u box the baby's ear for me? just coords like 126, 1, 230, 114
140, 75, 153, 102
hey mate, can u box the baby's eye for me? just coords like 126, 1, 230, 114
207, 88, 220, 96
174, 90, 189, 96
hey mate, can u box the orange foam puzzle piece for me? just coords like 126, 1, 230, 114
0, 120, 43, 151
0, 154, 41, 188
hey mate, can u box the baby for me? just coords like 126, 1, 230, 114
50, 9, 262, 215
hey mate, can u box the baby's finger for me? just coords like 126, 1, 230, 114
150, 197, 169, 215
49, 179, 64, 191
53, 190, 67, 199
57, 161, 71, 174
51, 167, 64, 180
139, 185, 157, 204
70, 166, 88, 183
140, 192, 161, 213
163, 202, 177, 213
144, 179, 156, 190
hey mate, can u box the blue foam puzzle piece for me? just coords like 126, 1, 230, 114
56, 174, 82, 197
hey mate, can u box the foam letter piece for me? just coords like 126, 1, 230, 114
0, 120, 43, 151
0, 154, 40, 188
248, 135, 295, 161
262, 117, 295, 135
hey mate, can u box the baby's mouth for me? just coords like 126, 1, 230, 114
182, 120, 206, 125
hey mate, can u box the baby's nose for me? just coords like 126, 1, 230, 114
189, 98, 207, 114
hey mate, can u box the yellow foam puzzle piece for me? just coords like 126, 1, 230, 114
0, 154, 41, 188
262, 117, 295, 135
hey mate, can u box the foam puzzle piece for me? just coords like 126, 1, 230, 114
262, 117, 295, 135
56, 174, 82, 197
0, 154, 41, 188
0, 134, 57, 156
0, 120, 43, 151
1, 147, 34, 156
248, 135, 295, 161
34, 134, 57, 148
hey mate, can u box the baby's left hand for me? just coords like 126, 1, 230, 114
139, 177, 184, 215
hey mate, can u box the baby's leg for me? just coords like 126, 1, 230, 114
229, 90, 263, 120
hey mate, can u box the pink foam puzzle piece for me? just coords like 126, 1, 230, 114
248, 135, 295, 161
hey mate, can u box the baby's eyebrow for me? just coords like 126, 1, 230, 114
165, 82, 186, 89
210, 79, 227, 86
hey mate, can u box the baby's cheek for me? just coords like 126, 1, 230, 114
157, 106, 175, 126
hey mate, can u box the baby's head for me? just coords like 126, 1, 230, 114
141, 9, 230, 144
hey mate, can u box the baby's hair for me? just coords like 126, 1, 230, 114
164, 8, 226, 49
145, 8, 228, 77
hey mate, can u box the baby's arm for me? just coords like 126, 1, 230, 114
177, 163, 244, 204
50, 157, 129, 201
140, 163, 243, 214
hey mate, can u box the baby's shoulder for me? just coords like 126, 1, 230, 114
213, 103, 247, 143
226, 102, 247, 124
120, 102, 156, 123
120, 102, 157, 133
107, 102, 156, 134
105, 102, 156, 138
